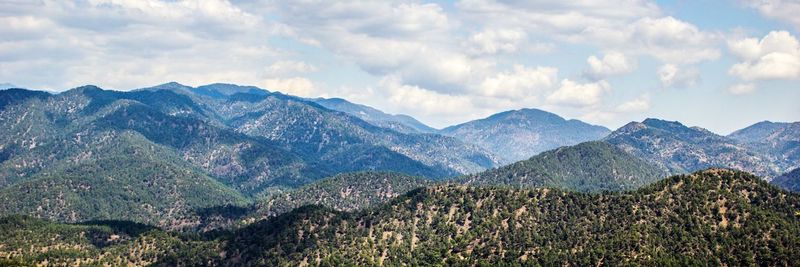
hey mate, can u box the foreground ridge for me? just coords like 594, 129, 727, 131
1, 169, 798, 265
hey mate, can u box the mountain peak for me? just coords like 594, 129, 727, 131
488, 108, 564, 123
642, 118, 685, 128
0, 82, 17, 89
155, 81, 193, 89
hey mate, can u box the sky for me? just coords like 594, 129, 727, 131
1, 0, 799, 134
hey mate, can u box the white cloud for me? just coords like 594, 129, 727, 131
658, 64, 700, 88
457, 0, 661, 36
728, 83, 757, 95
585, 51, 636, 78
262, 77, 318, 97
0, 0, 282, 90
728, 31, 800, 81
265, 61, 317, 77
747, 0, 800, 30
468, 28, 526, 55
546, 79, 611, 107
576, 17, 720, 64
615, 95, 651, 112
478, 65, 558, 99
381, 76, 473, 116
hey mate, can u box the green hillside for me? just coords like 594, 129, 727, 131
3, 169, 799, 266
458, 141, 667, 192
0, 132, 247, 230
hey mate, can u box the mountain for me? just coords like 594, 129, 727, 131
0, 83, 16, 90
457, 141, 666, 192
310, 97, 437, 133
0, 86, 322, 195
0, 88, 50, 111
728, 121, 800, 171
440, 108, 610, 163
771, 167, 800, 192
1, 83, 501, 191
0, 131, 247, 230
209, 88, 499, 176
604, 118, 780, 179
254, 172, 431, 217
0, 215, 215, 266
7, 169, 797, 265
195, 172, 433, 231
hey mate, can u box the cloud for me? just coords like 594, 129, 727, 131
458, 1, 718, 64
658, 64, 700, 88
262, 77, 318, 97
478, 65, 558, 99
381, 76, 473, 116
585, 51, 636, 79
457, 0, 661, 36
615, 95, 651, 112
586, 16, 720, 64
746, 0, 800, 30
467, 28, 526, 55
265, 61, 317, 77
546, 79, 611, 107
728, 83, 757, 95
728, 31, 800, 81
0, 0, 282, 90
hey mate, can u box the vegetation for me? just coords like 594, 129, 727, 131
0, 132, 247, 230
3, 169, 799, 266
207, 169, 800, 265
457, 141, 667, 192
195, 171, 432, 232
771, 167, 800, 192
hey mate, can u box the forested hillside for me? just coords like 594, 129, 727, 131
3, 169, 799, 266
458, 141, 666, 192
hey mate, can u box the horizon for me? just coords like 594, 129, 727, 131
2, 0, 800, 134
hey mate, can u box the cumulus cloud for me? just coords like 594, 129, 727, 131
0, 0, 280, 90
546, 79, 611, 107
658, 64, 700, 88
585, 51, 636, 79
577, 16, 720, 64
478, 65, 558, 99
746, 0, 800, 30
728, 31, 800, 81
381, 76, 473, 116
467, 28, 527, 55
615, 95, 651, 112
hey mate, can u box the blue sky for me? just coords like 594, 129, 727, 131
1, 0, 798, 134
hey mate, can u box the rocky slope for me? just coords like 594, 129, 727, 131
604, 118, 780, 179
728, 121, 800, 171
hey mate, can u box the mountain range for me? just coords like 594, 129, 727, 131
604, 118, 783, 179
0, 83, 799, 265
440, 108, 611, 163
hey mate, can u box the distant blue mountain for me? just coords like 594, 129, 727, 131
310, 97, 437, 133
440, 108, 611, 163
604, 118, 782, 178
